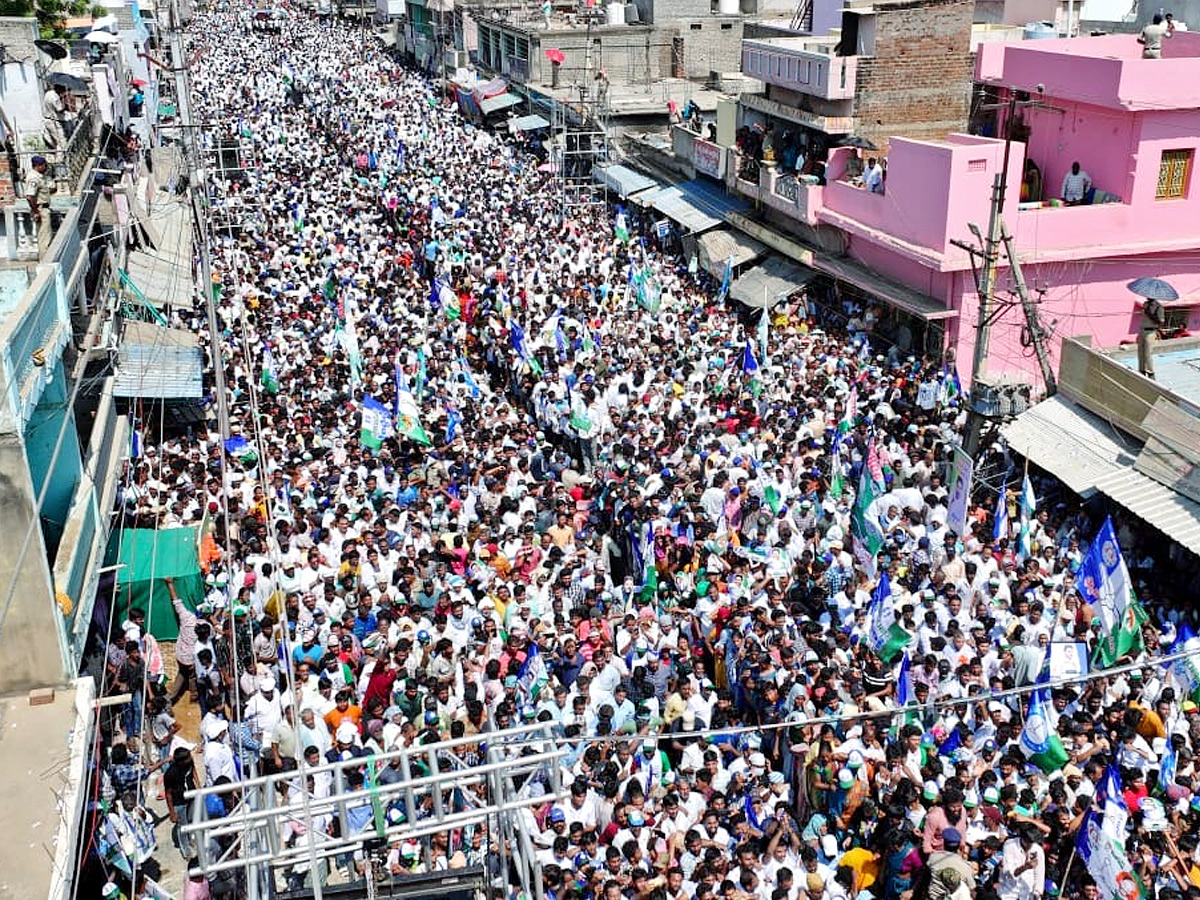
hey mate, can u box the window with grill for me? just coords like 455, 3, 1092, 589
1156, 148, 1193, 199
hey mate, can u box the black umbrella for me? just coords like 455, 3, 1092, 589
1127, 277, 1179, 302
47, 72, 88, 92
34, 39, 67, 60
837, 135, 878, 151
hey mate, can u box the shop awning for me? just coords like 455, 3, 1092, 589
1003, 395, 1200, 551
730, 256, 816, 307
695, 228, 767, 278
126, 197, 194, 309
112, 321, 205, 400
811, 254, 955, 320
640, 178, 748, 233
480, 92, 522, 115
510, 113, 549, 132
812, 253, 956, 321
472, 77, 508, 101
593, 163, 660, 199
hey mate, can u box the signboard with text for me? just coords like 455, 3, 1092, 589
693, 138, 725, 179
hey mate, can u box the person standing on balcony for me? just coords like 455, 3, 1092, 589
25, 155, 55, 255
1060, 161, 1092, 205
865, 156, 885, 193
42, 83, 74, 151
1020, 158, 1042, 202
1138, 13, 1175, 58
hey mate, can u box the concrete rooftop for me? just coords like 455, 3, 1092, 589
1110, 339, 1200, 404
0, 681, 93, 900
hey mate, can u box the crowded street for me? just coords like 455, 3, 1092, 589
86, 6, 1200, 900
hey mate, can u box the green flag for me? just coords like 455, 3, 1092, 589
763, 484, 782, 515
1095, 600, 1148, 668
641, 562, 658, 605
359, 396, 394, 450
1020, 688, 1069, 773
850, 467, 884, 559
261, 345, 280, 394
394, 390, 432, 446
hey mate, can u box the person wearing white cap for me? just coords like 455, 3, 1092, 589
203, 716, 236, 783
327, 721, 367, 764
244, 672, 285, 739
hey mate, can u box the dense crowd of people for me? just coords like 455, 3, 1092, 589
90, 7, 1200, 900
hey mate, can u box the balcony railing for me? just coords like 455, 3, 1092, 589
728, 151, 824, 225
776, 173, 800, 203
61, 103, 98, 192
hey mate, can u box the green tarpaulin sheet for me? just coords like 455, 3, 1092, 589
105, 527, 204, 641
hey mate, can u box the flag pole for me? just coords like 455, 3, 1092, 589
1058, 839, 1079, 895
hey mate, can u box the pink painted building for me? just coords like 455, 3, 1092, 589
731, 32, 1200, 393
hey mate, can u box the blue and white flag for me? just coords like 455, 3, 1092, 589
509, 321, 542, 375
993, 479, 1008, 542
1018, 473, 1037, 558
445, 406, 462, 444
359, 395, 394, 450
131, 426, 143, 460
1097, 763, 1129, 840
1160, 743, 1178, 794
1078, 516, 1138, 658
896, 650, 913, 706
1076, 809, 1140, 900
740, 339, 759, 375
868, 572, 910, 663
517, 643, 549, 700
1019, 684, 1068, 772
458, 355, 482, 399
1169, 622, 1200, 698
758, 308, 769, 368
716, 253, 734, 302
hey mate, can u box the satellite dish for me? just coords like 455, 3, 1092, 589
34, 39, 68, 60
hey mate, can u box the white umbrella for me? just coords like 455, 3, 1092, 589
85, 30, 120, 44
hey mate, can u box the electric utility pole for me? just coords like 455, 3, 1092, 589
952, 90, 1057, 457
166, 0, 229, 440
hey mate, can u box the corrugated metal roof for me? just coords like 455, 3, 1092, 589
510, 114, 549, 132
1002, 395, 1200, 551
113, 322, 204, 399
127, 198, 194, 309
641, 179, 748, 234
479, 92, 521, 115
695, 228, 766, 278
730, 256, 816, 307
593, 164, 660, 199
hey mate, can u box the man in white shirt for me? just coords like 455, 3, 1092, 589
865, 157, 885, 193
996, 826, 1045, 900
1060, 161, 1092, 205
203, 718, 237, 783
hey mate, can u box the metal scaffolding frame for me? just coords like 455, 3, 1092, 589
181, 721, 566, 900
551, 6, 611, 216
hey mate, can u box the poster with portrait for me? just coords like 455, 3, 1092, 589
1048, 642, 1089, 681
945, 445, 974, 540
